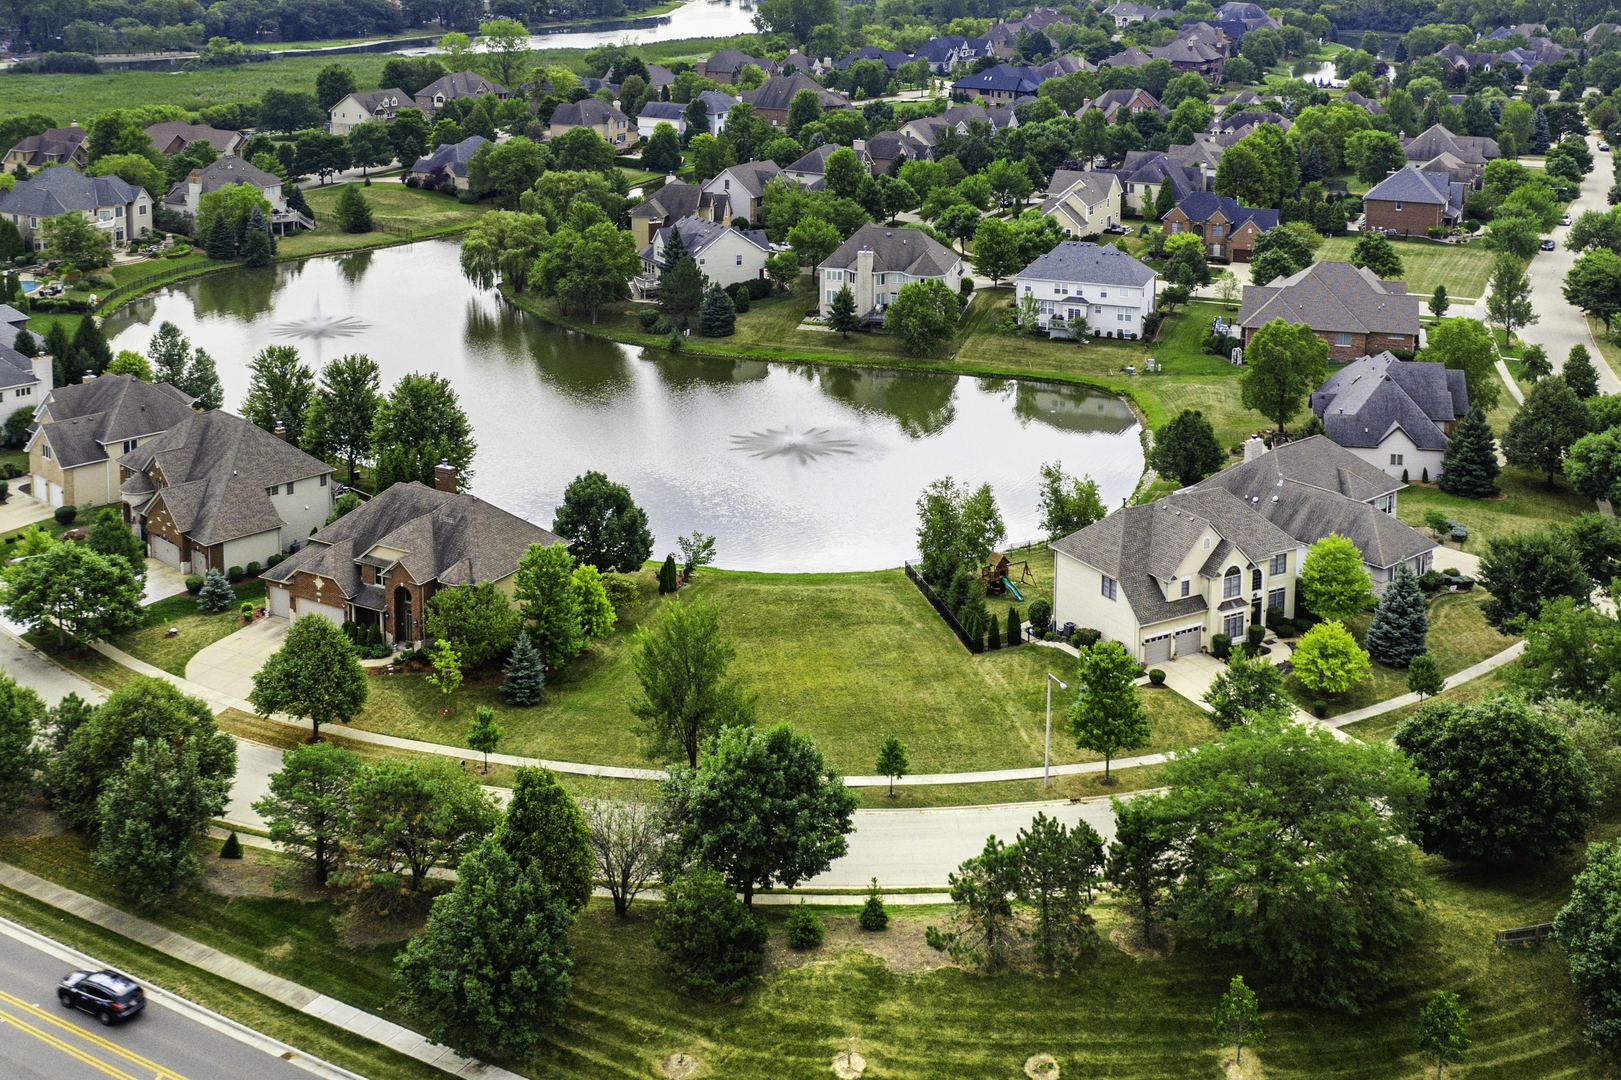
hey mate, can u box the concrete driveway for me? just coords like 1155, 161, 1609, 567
0, 494, 54, 535
1149, 649, 1230, 705
184, 616, 288, 701
142, 558, 190, 605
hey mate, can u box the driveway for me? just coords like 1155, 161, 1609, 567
0, 494, 54, 535
141, 558, 190, 605
184, 616, 288, 701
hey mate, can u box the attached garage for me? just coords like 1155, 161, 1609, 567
150, 535, 182, 570
266, 586, 291, 619
47, 482, 62, 507
1174, 626, 1202, 657
1143, 633, 1172, 665
295, 598, 345, 626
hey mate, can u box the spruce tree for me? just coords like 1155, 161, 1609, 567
657, 226, 690, 274
1565, 344, 1600, 399
43, 322, 73, 386
1438, 406, 1501, 498
985, 612, 1000, 649
242, 226, 273, 267
658, 256, 704, 327
334, 184, 373, 233
196, 568, 236, 613
205, 213, 234, 260
11, 327, 37, 358
71, 316, 112, 377
1531, 106, 1551, 153
1007, 606, 1021, 646
1154, 177, 1177, 220
1299, 144, 1322, 183
658, 553, 678, 594
828, 284, 860, 337
500, 630, 546, 706
698, 283, 736, 337
1364, 560, 1428, 667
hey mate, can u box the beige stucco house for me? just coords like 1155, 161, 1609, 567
26, 375, 196, 510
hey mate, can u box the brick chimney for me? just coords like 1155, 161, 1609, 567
273, 422, 286, 441
434, 460, 457, 493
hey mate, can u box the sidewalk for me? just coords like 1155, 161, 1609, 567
0, 863, 524, 1080
1326, 640, 1525, 728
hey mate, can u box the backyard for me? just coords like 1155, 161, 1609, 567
1316, 235, 1495, 301
1396, 466, 1599, 549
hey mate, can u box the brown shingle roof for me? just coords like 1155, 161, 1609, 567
32, 375, 195, 469
1237, 261, 1420, 338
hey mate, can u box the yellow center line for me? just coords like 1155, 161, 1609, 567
0, 1004, 142, 1080
0, 990, 189, 1080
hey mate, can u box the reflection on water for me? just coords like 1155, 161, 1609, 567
102, 239, 1144, 572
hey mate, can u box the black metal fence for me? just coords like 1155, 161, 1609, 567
906, 562, 1032, 655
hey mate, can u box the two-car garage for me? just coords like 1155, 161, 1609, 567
1143, 625, 1203, 664
264, 584, 343, 626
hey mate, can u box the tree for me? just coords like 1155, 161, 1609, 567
2, 541, 142, 648
1106, 794, 1175, 944
1292, 620, 1372, 695
551, 471, 653, 573
315, 63, 358, 110
1240, 318, 1329, 432
292, 130, 351, 183
1202, 648, 1290, 730
766, 250, 801, 293
249, 613, 369, 742
1429, 285, 1450, 319
1068, 641, 1150, 782
944, 834, 1023, 970
1563, 247, 1621, 331
970, 216, 1021, 285
1565, 343, 1601, 400
465, 137, 544, 204
459, 210, 550, 293
346, 121, 395, 177
1250, 247, 1299, 287
71, 316, 111, 377
333, 184, 373, 233
1407, 652, 1445, 698
552, 222, 641, 325
1501, 376, 1590, 485
827, 285, 860, 336
1416, 992, 1472, 1079
786, 89, 824, 139
1345, 129, 1405, 184
786, 216, 841, 274
1299, 533, 1374, 621
876, 735, 909, 797
0, 673, 44, 818
428, 643, 462, 698
1553, 839, 1621, 1053
253, 742, 361, 884
884, 278, 960, 356
495, 766, 594, 911
343, 756, 498, 895
242, 345, 315, 444
1565, 428, 1621, 502
1214, 142, 1272, 208
698, 283, 736, 337
1016, 812, 1104, 972
41, 211, 113, 269
1485, 254, 1537, 342
823, 147, 865, 201
388, 107, 432, 168
85, 506, 145, 573
196, 568, 234, 614
512, 542, 585, 669
1479, 528, 1591, 630
1439, 407, 1501, 498
643, 122, 682, 173
372, 373, 476, 493
1148, 410, 1226, 487
93, 737, 219, 906
423, 582, 519, 669
584, 798, 665, 918
1034, 461, 1105, 541
1365, 559, 1428, 667
303, 354, 380, 486
1212, 975, 1265, 1066
652, 866, 768, 995
500, 630, 546, 706
1350, 231, 1403, 278
476, 18, 533, 86
631, 596, 753, 768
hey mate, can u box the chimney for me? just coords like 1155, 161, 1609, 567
31, 351, 51, 393
435, 460, 457, 493
273, 422, 286, 441
1243, 436, 1267, 462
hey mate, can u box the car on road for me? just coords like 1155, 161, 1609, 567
1561, 214, 1572, 225
1541, 238, 1558, 250
1601, 141, 1611, 151
59, 970, 145, 1024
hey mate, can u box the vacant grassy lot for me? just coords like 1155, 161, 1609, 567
1316, 236, 1495, 300
282, 183, 489, 255
1397, 466, 1599, 549
110, 579, 266, 676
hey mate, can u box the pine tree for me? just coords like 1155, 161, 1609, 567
658, 553, 678, 594
657, 226, 690, 274
184, 348, 223, 410
1299, 143, 1322, 183
11, 327, 37, 358
1438, 406, 1501, 497
43, 322, 73, 386
500, 630, 546, 705
205, 213, 234, 260
334, 184, 373, 233
1365, 560, 1428, 667
1531, 106, 1551, 154
71, 316, 112, 377
1007, 605, 1021, 646
828, 284, 860, 337
1154, 177, 1177, 220
698, 283, 736, 336
1565, 344, 1600, 399
196, 568, 235, 613
242, 206, 275, 268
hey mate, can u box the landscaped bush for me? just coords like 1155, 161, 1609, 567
785, 901, 825, 949
239, 600, 255, 618
53, 505, 77, 526
1211, 632, 1232, 659
1274, 620, 1295, 637
1442, 566, 1460, 577
266, 553, 283, 568
636, 307, 661, 330
1450, 523, 1468, 542
859, 878, 889, 931
652, 867, 768, 996
184, 574, 204, 594
1419, 570, 1445, 592
1246, 623, 1266, 653
1075, 627, 1101, 649
227, 565, 243, 582
1312, 698, 1328, 717
245, 561, 260, 576
1148, 668, 1166, 686
1026, 599, 1052, 632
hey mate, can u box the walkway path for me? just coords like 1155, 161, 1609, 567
1326, 640, 1525, 728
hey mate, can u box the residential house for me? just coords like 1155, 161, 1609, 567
701, 160, 783, 222
548, 98, 632, 149
1081, 88, 1167, 123
26, 374, 195, 509
163, 156, 289, 226
406, 135, 488, 191
1311, 351, 1469, 480
0, 303, 31, 352
1048, 436, 1434, 663
1014, 241, 1157, 338
143, 122, 246, 157
413, 72, 506, 117
636, 100, 688, 141
1401, 124, 1500, 188
1362, 165, 1465, 234
1105, 35, 1225, 80
1104, 150, 1204, 213
1104, 2, 1177, 28
1485, 22, 1547, 39
836, 46, 912, 72
1168, 138, 1224, 182
740, 74, 848, 126
1341, 90, 1384, 114
1212, 89, 1264, 107
1035, 53, 1098, 77
118, 409, 335, 576
628, 179, 723, 248
1215, 1, 1282, 31
262, 478, 561, 643
865, 130, 928, 175
695, 89, 742, 136
0, 305, 51, 422
1040, 170, 1124, 237
0, 166, 151, 248
1211, 110, 1289, 136
782, 143, 847, 189
328, 89, 412, 135
1585, 21, 1621, 42
3, 126, 89, 171
818, 223, 965, 319
951, 64, 1046, 103
782, 52, 830, 77
635, 217, 772, 297
696, 49, 777, 85
913, 36, 967, 73
646, 63, 677, 87
1161, 191, 1277, 262
1236, 261, 1422, 360
1176, 21, 1236, 58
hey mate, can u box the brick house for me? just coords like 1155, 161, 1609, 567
1400, 124, 1499, 189
1161, 191, 1277, 262
1236, 261, 1422, 361
1362, 165, 1464, 235
261, 475, 561, 645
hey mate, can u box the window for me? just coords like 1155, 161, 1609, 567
1203, 536, 1212, 550
826, 269, 842, 281
1223, 613, 1246, 638
138, 204, 146, 215
115, 206, 123, 217
1117, 311, 1128, 321
1334, 332, 1353, 347
14, 386, 27, 397
40, 445, 50, 459
735, 254, 742, 265
1093, 305, 1103, 314
1223, 566, 1241, 599
286, 480, 294, 494
1210, 224, 1223, 237
1268, 587, 1286, 611
1390, 453, 1404, 466
319, 474, 328, 487
826, 290, 838, 303
266, 485, 279, 496
1270, 553, 1287, 576
1394, 200, 1402, 210
1171, 221, 1183, 233
1101, 575, 1117, 600
1180, 579, 1190, 597
1099, 289, 1107, 298
122, 439, 137, 453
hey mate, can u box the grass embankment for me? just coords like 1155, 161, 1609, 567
288, 183, 490, 252
1397, 466, 1599, 549
110, 579, 266, 676
1316, 235, 1495, 300
0, 819, 1607, 1080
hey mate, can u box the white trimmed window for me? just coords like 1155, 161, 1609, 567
1223, 566, 1241, 599
1270, 553, 1287, 576
1101, 575, 1117, 600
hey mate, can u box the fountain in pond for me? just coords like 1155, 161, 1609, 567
270, 297, 370, 340
731, 425, 858, 464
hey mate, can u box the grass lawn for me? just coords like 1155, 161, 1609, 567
1283, 591, 1513, 718
286, 183, 489, 253
1397, 466, 1598, 550
349, 565, 1220, 778
1342, 664, 1513, 743
110, 579, 266, 676
1316, 235, 1495, 300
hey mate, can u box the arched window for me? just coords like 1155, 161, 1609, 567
1252, 567, 1262, 592
1223, 566, 1241, 599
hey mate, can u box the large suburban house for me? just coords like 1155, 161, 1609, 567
1237, 261, 1422, 361
549, 99, 632, 148
406, 135, 488, 191
1050, 436, 1436, 663
0, 304, 50, 420
701, 160, 783, 223
1104, 150, 1205, 214
635, 217, 772, 296
414, 72, 506, 116
636, 100, 688, 140
1162, 191, 1276, 262
163, 156, 294, 229
913, 35, 967, 73
118, 409, 335, 576
1401, 123, 1500, 188
26, 374, 195, 509
740, 74, 847, 126
692, 90, 741, 136
0, 166, 151, 249
1104, 2, 1177, 27
696, 49, 777, 85
628, 179, 723, 247
328, 89, 413, 135
261, 479, 562, 645
819, 223, 965, 320
1362, 165, 1466, 234
1039, 170, 1124, 237
1311, 352, 1469, 481
1013, 241, 1158, 338
952, 63, 1046, 102
3, 126, 89, 171
143, 122, 246, 157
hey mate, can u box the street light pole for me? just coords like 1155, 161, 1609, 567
1045, 672, 1068, 789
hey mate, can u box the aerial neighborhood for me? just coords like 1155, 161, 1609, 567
2, 0, 1621, 1077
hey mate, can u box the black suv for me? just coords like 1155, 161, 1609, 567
58, 970, 145, 1025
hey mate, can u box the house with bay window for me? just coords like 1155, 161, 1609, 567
818, 223, 964, 320
0, 166, 151, 249
1012, 241, 1157, 339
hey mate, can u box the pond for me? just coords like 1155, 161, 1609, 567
102, 241, 1144, 573
397, 0, 760, 54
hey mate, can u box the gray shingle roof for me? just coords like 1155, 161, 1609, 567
551, 99, 629, 127
1311, 352, 1468, 451
786, 143, 841, 174
1170, 191, 1277, 230
0, 343, 35, 390
416, 71, 506, 105
1237, 261, 1420, 337
822, 222, 960, 277
740, 73, 843, 113
32, 375, 195, 469
630, 179, 702, 220
638, 101, 686, 122
1015, 241, 1157, 288
653, 217, 769, 260
708, 160, 782, 199
5, 127, 87, 167
163, 155, 281, 206
0, 166, 140, 219
408, 135, 488, 177
143, 122, 243, 153
1401, 124, 1499, 166
1363, 165, 1454, 206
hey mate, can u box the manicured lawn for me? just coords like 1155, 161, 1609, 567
110, 579, 266, 676
1342, 665, 1514, 743
1316, 236, 1495, 300
287, 183, 490, 252
1284, 591, 1513, 718
349, 565, 1221, 777
1397, 466, 1599, 550
25, 631, 141, 691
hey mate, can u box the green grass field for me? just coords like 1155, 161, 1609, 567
1397, 466, 1600, 549
1316, 235, 1495, 300
294, 183, 490, 245
111, 579, 266, 676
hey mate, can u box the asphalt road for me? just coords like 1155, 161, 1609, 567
0, 929, 307, 1080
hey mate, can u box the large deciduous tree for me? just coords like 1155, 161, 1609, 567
1, 540, 143, 648
1068, 640, 1150, 781
1239, 318, 1329, 432
303, 353, 381, 486
1478, 527, 1592, 629
423, 581, 520, 669
552, 471, 654, 573
248, 613, 369, 742
242, 344, 315, 444
1298, 533, 1374, 621
631, 596, 755, 768
343, 757, 499, 895
1553, 839, 1621, 1054
884, 278, 960, 356
1485, 254, 1537, 343
253, 741, 362, 884
1502, 376, 1590, 485
1148, 409, 1226, 487
1036, 461, 1106, 540
0, 674, 44, 818
372, 373, 477, 493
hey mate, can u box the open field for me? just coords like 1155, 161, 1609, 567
1397, 466, 1599, 549
294, 183, 490, 244
1316, 236, 1495, 300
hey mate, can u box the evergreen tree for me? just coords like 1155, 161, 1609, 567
657, 226, 690, 274
1364, 560, 1428, 667
183, 348, 223, 410
70, 316, 112, 377
1299, 143, 1322, 183
205, 212, 234, 260
43, 321, 74, 387
1153, 177, 1177, 220
698, 283, 736, 337
11, 327, 36, 359
1531, 106, 1551, 154
1438, 406, 1501, 497
500, 630, 546, 705
333, 184, 373, 233
828, 285, 860, 337
1566, 344, 1601, 399
196, 569, 235, 614
659, 553, 679, 594
242, 206, 274, 268
659, 256, 704, 327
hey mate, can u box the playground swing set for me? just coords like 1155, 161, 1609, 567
983, 552, 1035, 601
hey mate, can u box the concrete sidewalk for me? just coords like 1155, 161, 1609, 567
1326, 640, 1526, 728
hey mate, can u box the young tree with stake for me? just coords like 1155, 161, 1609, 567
875, 735, 909, 797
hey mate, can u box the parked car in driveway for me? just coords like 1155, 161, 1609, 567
59, 970, 145, 1024
1601, 141, 1611, 151
1541, 238, 1558, 250
1561, 214, 1572, 225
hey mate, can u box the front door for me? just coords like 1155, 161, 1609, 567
393, 585, 413, 644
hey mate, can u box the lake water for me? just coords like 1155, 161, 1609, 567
395, 0, 759, 55
102, 241, 1143, 572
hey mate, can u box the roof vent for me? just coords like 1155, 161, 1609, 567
1272, 495, 1279, 502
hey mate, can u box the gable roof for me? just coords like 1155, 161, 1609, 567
706, 160, 783, 199
1401, 123, 1500, 166
652, 217, 770, 261
551, 98, 629, 128
786, 143, 842, 174
0, 340, 37, 389
408, 135, 488, 176
630, 179, 702, 220
1168, 190, 1277, 230
1016, 240, 1157, 288
143, 122, 242, 153
952, 63, 1046, 96
416, 71, 505, 104
164, 155, 281, 205
1237, 260, 1420, 337
914, 36, 967, 62
5, 127, 88, 166
1364, 164, 1459, 209
823, 222, 960, 277
0, 166, 140, 218
638, 101, 687, 122
1311, 351, 1468, 452
836, 46, 911, 70
332, 89, 410, 115
262, 481, 562, 601
701, 49, 774, 75
740, 73, 845, 113
32, 375, 195, 468
1111, 150, 1203, 199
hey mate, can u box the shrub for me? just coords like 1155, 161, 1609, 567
1418, 570, 1445, 591
53, 505, 77, 526
924, 924, 950, 950
1449, 523, 1468, 542
1075, 627, 1102, 649
227, 565, 244, 582
733, 290, 750, 314
220, 831, 242, 859
1026, 599, 1052, 631
1246, 623, 1265, 650
245, 561, 261, 576
859, 878, 889, 931
651, 867, 768, 996
785, 901, 825, 949
1442, 566, 1460, 576
1148, 668, 1166, 686
1424, 508, 1450, 532
1274, 620, 1295, 637
239, 600, 254, 618
184, 574, 204, 594
1312, 698, 1328, 718
266, 553, 283, 568
1422, 467, 1430, 483
1402, 468, 1410, 483
636, 307, 661, 330
1212, 632, 1232, 659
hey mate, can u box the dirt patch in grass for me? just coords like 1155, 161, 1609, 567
200, 851, 281, 898
0, 794, 69, 839
765, 910, 958, 975
1109, 920, 1175, 963
336, 904, 431, 949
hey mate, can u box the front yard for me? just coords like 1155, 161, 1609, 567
111, 579, 267, 676
1316, 235, 1495, 300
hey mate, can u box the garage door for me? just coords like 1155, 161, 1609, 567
267, 586, 291, 619
1144, 634, 1172, 664
1174, 626, 1202, 657
47, 482, 62, 508
31, 474, 45, 501
150, 535, 182, 569
296, 599, 345, 626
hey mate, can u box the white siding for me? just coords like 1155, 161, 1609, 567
1052, 548, 1140, 649
223, 531, 281, 572
1339, 429, 1446, 483
1012, 274, 1156, 338
691, 233, 770, 288
266, 473, 335, 549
